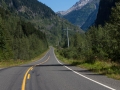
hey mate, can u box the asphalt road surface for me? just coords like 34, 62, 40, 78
0, 47, 120, 90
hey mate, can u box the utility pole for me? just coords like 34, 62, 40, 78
63, 27, 71, 48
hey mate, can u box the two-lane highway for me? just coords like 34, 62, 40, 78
0, 48, 120, 90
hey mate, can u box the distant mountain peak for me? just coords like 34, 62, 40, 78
57, 0, 92, 15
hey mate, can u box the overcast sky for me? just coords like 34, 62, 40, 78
38, 0, 79, 12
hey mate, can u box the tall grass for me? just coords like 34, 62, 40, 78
55, 49, 120, 80
0, 50, 48, 68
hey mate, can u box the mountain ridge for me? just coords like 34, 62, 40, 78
95, 0, 117, 26
0, 0, 55, 19
57, 0, 92, 15
57, 0, 100, 31
0, 0, 83, 45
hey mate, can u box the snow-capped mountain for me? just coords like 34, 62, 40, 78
57, 0, 92, 15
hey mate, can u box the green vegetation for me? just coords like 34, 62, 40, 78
0, 7, 48, 61
0, 49, 48, 68
0, 0, 82, 65
0, 0, 83, 46
55, 49, 120, 80
2, 0, 55, 18
1, 0, 120, 81
56, 1, 120, 80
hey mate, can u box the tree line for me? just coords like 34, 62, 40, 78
0, 7, 48, 61
58, 1, 120, 63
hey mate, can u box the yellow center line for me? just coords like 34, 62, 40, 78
21, 67, 33, 90
27, 74, 30, 79
21, 56, 50, 90
30, 67, 33, 70
38, 56, 50, 65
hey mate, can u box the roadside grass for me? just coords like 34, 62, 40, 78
0, 50, 48, 68
55, 49, 120, 80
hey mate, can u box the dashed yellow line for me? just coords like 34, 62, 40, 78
30, 67, 33, 70
21, 56, 50, 90
38, 56, 50, 65
27, 74, 30, 79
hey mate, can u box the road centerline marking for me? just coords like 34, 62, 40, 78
21, 67, 33, 90
30, 67, 33, 70
21, 56, 50, 90
38, 56, 50, 65
27, 74, 30, 79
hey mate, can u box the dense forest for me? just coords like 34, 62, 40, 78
0, 7, 48, 61
0, 0, 83, 61
58, 0, 120, 63
0, 0, 82, 45
1, 0, 55, 18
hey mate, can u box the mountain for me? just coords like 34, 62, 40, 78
86, 0, 120, 61
81, 7, 98, 31
57, 0, 92, 15
95, 0, 118, 26
0, 0, 55, 19
0, 0, 83, 45
58, 0, 120, 73
0, 0, 84, 61
57, 0, 100, 31
0, 7, 48, 60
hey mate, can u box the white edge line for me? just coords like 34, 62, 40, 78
53, 50, 116, 90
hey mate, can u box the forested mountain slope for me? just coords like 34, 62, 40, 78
95, 0, 119, 26
0, 0, 83, 61
0, 7, 48, 60
0, 0, 83, 45
0, 0, 55, 18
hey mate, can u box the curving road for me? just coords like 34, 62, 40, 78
0, 47, 120, 90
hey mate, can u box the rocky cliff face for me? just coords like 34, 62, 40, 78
95, 0, 117, 26
57, 0, 92, 15
57, 0, 100, 31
